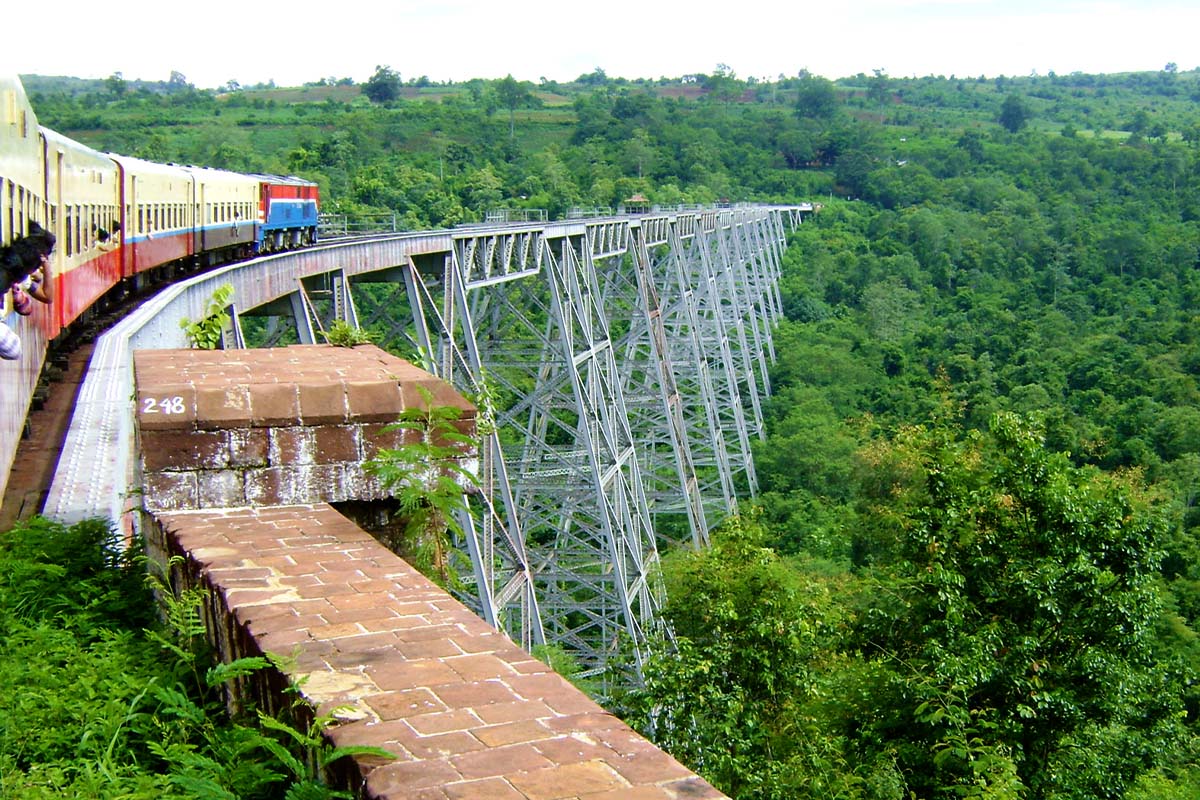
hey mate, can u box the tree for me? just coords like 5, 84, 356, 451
576, 67, 608, 86
834, 149, 872, 197
705, 63, 742, 104
998, 93, 1030, 133
362, 65, 401, 104
495, 74, 533, 140
868, 68, 890, 122
105, 71, 126, 97
850, 410, 1174, 799
167, 71, 191, 92
619, 513, 849, 798
795, 74, 839, 119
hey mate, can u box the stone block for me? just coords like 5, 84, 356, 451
195, 384, 252, 429
313, 425, 361, 464
298, 382, 349, 425
270, 427, 316, 465
228, 428, 270, 467
345, 380, 405, 423
244, 467, 293, 507
140, 429, 230, 471
250, 383, 300, 427
144, 471, 198, 511
360, 422, 408, 460
135, 383, 197, 431
198, 469, 247, 509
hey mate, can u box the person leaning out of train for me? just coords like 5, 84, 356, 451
9, 224, 55, 317
0, 222, 57, 359
22, 250, 54, 305
96, 222, 120, 253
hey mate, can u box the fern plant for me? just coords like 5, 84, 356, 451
321, 319, 374, 347
0, 516, 394, 799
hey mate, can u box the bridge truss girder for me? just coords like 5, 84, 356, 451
237, 208, 797, 681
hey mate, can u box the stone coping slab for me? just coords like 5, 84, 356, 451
134, 344, 474, 431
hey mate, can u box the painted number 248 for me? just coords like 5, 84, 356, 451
143, 396, 186, 414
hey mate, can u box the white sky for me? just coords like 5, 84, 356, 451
6, 0, 1198, 89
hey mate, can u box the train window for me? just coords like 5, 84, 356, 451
16, 187, 25, 241
64, 206, 73, 257
74, 205, 82, 256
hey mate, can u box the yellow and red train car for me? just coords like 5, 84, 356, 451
42, 128, 121, 327
1, 75, 50, 488
0, 73, 319, 506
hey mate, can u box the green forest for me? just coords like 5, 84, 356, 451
14, 64, 1200, 798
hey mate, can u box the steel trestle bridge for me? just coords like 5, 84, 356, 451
46, 204, 808, 679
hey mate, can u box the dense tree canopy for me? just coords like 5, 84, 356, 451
25, 63, 1200, 798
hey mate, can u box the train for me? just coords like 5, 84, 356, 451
0, 73, 319, 504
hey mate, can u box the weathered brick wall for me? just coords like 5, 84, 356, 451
146, 505, 727, 800
133, 345, 476, 511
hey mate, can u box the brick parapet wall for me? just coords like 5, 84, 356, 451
133, 345, 476, 512
147, 504, 726, 800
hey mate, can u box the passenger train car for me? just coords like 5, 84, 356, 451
0, 73, 319, 504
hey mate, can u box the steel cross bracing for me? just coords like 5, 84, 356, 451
251, 208, 796, 679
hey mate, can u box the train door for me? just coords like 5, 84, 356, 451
117, 164, 131, 280
129, 173, 139, 280
198, 180, 206, 255
49, 148, 64, 330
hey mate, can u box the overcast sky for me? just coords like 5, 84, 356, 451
7, 0, 1197, 89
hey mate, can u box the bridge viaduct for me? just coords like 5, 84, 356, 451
34, 204, 806, 796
